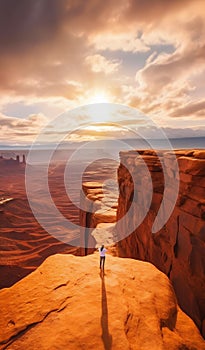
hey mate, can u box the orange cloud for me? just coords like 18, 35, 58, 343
0, 113, 48, 142
0, 0, 204, 132
85, 54, 121, 74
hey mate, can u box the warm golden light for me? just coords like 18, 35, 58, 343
86, 91, 111, 104
80, 90, 113, 123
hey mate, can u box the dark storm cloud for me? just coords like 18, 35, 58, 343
0, 0, 199, 56
0, 0, 122, 56
125, 0, 194, 22
0, 0, 66, 54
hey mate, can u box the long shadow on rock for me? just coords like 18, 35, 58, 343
100, 270, 112, 350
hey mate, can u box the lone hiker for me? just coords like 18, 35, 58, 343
99, 245, 107, 270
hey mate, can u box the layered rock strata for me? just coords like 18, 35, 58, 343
116, 149, 205, 337
0, 253, 204, 349
80, 181, 118, 254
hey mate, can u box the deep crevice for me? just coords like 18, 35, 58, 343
54, 283, 68, 291
173, 215, 179, 258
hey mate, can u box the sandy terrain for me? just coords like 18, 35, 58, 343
0, 155, 118, 289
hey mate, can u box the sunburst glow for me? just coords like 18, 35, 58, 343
86, 91, 111, 104
84, 101, 118, 123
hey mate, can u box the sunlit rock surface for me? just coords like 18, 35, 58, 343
0, 253, 204, 350
116, 150, 205, 337
80, 181, 118, 252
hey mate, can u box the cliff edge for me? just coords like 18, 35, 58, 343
117, 149, 205, 336
0, 253, 204, 350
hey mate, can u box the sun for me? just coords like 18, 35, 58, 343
81, 90, 115, 123
86, 90, 111, 104
91, 91, 110, 103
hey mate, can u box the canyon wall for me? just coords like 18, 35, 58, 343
116, 149, 205, 337
79, 181, 118, 255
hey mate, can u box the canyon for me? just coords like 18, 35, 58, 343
0, 154, 117, 288
116, 150, 205, 338
0, 149, 205, 346
80, 149, 205, 338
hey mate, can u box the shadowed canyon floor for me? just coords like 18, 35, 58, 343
0, 253, 204, 350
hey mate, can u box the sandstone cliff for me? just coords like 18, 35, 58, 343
80, 181, 118, 254
0, 253, 204, 349
116, 150, 205, 337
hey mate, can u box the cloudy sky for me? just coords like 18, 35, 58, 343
0, 0, 205, 145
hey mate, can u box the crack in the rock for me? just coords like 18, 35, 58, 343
121, 282, 133, 350
167, 263, 173, 278
54, 282, 68, 291
173, 215, 179, 258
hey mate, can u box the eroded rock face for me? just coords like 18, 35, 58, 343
0, 253, 204, 350
80, 181, 118, 253
116, 150, 205, 337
